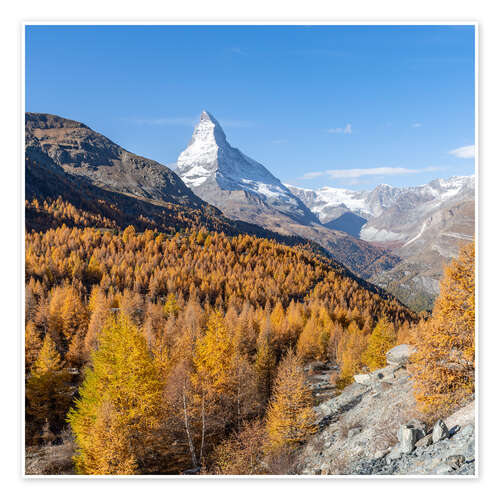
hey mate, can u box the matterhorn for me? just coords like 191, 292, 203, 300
176, 110, 315, 225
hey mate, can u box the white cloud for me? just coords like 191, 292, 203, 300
449, 145, 475, 159
412, 122, 422, 128
302, 166, 439, 180
328, 123, 352, 134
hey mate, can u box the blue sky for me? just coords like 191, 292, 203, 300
25, 25, 475, 190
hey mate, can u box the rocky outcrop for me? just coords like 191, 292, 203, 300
297, 345, 475, 476
432, 419, 450, 443
386, 344, 416, 366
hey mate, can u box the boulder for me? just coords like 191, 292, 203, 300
407, 419, 427, 441
386, 446, 403, 463
432, 419, 449, 443
398, 424, 419, 453
371, 365, 397, 381
415, 434, 433, 448
374, 449, 390, 460
386, 344, 416, 366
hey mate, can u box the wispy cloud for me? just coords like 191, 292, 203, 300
412, 122, 423, 128
449, 145, 475, 159
327, 123, 352, 135
301, 166, 440, 180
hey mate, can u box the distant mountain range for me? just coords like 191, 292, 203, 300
175, 111, 474, 310
289, 177, 475, 310
25, 110, 475, 311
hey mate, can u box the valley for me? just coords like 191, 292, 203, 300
24, 110, 475, 476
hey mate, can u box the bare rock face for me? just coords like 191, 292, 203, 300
26, 113, 204, 209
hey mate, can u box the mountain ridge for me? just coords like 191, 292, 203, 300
289, 176, 475, 310
176, 111, 400, 279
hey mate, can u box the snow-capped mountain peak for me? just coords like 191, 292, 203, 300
176, 111, 226, 187
176, 111, 315, 223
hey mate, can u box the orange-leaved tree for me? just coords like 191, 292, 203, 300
26, 333, 71, 442
361, 316, 397, 371
67, 314, 163, 474
410, 242, 475, 416
265, 349, 316, 453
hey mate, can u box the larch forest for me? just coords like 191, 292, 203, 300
24, 194, 475, 475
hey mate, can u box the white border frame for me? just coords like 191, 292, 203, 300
20, 21, 479, 480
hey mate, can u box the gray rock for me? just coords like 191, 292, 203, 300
461, 424, 474, 437
398, 424, 419, 453
386, 344, 416, 366
374, 449, 390, 460
432, 419, 449, 443
415, 434, 433, 448
371, 365, 397, 381
445, 455, 465, 470
407, 419, 427, 441
386, 446, 403, 463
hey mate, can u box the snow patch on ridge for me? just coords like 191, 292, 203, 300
288, 175, 475, 225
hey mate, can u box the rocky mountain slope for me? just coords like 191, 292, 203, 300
175, 111, 399, 279
298, 345, 475, 475
25, 113, 334, 254
26, 113, 202, 208
290, 177, 475, 310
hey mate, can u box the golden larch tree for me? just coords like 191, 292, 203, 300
265, 350, 316, 452
67, 314, 163, 474
410, 242, 475, 416
26, 333, 71, 442
361, 316, 397, 371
